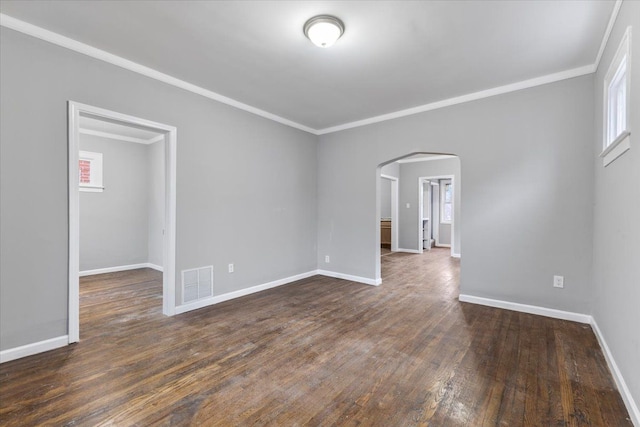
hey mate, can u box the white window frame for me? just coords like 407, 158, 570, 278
440, 180, 453, 225
78, 150, 103, 192
601, 26, 632, 167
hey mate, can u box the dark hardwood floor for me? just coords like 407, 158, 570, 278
0, 248, 631, 426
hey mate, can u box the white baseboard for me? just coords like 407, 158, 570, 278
147, 263, 163, 272
436, 244, 451, 248
317, 269, 381, 286
175, 270, 318, 315
80, 262, 163, 277
458, 294, 591, 324
591, 318, 640, 426
451, 252, 461, 258
396, 248, 422, 254
0, 335, 69, 364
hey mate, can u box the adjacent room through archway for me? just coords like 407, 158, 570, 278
376, 153, 461, 286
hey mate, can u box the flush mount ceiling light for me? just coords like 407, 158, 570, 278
303, 15, 345, 48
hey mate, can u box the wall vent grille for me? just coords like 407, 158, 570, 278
181, 266, 213, 304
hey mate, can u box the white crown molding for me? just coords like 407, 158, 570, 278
316, 64, 595, 135
0, 13, 316, 135
79, 128, 155, 144
594, 0, 624, 72
396, 155, 456, 164
1, 12, 609, 138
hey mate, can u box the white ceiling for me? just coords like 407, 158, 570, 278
1, 1, 616, 131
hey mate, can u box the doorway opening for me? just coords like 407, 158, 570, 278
379, 173, 399, 255
376, 153, 461, 284
68, 102, 177, 343
418, 175, 455, 255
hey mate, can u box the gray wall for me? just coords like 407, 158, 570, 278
592, 0, 640, 413
397, 159, 460, 253
318, 75, 594, 314
147, 140, 165, 267
0, 28, 317, 350
79, 135, 150, 271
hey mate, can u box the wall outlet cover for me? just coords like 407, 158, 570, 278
553, 275, 564, 288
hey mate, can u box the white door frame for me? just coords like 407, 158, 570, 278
380, 174, 399, 252
68, 101, 177, 343
376, 173, 399, 283
418, 175, 455, 257
419, 179, 432, 250
431, 181, 440, 246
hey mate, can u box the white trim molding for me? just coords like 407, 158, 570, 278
594, 0, 624, 72
397, 155, 457, 164
451, 252, 461, 259
79, 263, 163, 277
380, 174, 398, 181
79, 128, 160, 145
601, 132, 631, 166
396, 248, 422, 254
316, 65, 595, 135
591, 318, 640, 426
317, 269, 381, 286
0, 336, 69, 364
458, 294, 592, 324
175, 270, 318, 315
147, 263, 164, 272
379, 173, 399, 254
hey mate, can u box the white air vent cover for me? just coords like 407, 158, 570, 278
182, 266, 213, 304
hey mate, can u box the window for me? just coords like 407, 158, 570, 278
607, 58, 627, 144
440, 180, 452, 224
79, 150, 103, 192
602, 26, 632, 166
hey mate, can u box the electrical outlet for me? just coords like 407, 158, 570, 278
406, 203, 410, 208
553, 275, 564, 288
228, 263, 234, 273
325, 255, 330, 263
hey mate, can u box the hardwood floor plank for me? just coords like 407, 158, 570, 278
0, 251, 632, 426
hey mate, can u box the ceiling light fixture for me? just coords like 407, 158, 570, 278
303, 15, 345, 48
